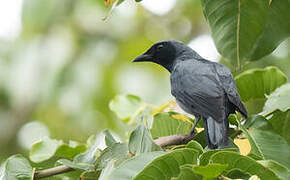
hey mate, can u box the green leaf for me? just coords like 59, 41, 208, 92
247, 0, 290, 60
211, 151, 279, 179
96, 143, 129, 169
150, 112, 193, 139
199, 148, 238, 166
109, 94, 142, 122
235, 67, 287, 102
269, 110, 290, 144
193, 163, 228, 178
171, 164, 202, 180
80, 170, 101, 180
106, 151, 165, 180
258, 160, 290, 179
264, 83, 290, 112
129, 124, 161, 155
201, 0, 268, 67
226, 169, 251, 179
201, 0, 290, 67
29, 137, 62, 163
74, 135, 102, 166
186, 141, 204, 155
241, 115, 290, 168
103, 129, 117, 147
29, 137, 86, 163
0, 154, 33, 180
134, 148, 199, 180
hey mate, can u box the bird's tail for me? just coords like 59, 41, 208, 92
203, 116, 229, 149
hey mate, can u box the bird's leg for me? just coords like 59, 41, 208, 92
190, 116, 200, 135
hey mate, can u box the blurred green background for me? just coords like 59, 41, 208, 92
0, 0, 289, 162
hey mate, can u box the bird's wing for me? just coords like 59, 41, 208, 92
214, 63, 248, 118
171, 61, 227, 122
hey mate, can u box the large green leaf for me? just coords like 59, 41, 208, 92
171, 165, 202, 180
29, 137, 86, 163
258, 160, 290, 179
264, 83, 290, 112
199, 148, 238, 166
211, 151, 279, 179
134, 148, 199, 180
106, 151, 165, 180
201, 0, 290, 67
193, 163, 228, 179
241, 115, 290, 168
150, 112, 193, 139
0, 155, 33, 180
129, 124, 161, 155
235, 67, 287, 102
269, 110, 290, 144
109, 94, 142, 122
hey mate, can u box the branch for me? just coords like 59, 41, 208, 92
33, 134, 194, 179
153, 134, 195, 148
34, 165, 74, 179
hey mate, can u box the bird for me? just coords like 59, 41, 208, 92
133, 40, 247, 149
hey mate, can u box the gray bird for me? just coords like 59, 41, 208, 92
133, 40, 247, 149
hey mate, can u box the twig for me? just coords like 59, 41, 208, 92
153, 134, 195, 148
34, 165, 74, 179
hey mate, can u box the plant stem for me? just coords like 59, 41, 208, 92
262, 109, 279, 118
34, 165, 74, 179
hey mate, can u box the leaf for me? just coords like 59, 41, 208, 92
74, 135, 103, 166
186, 141, 204, 155
201, 0, 268, 67
96, 143, 129, 169
0, 154, 33, 180
103, 129, 117, 147
171, 165, 202, 180
150, 112, 193, 139
29, 137, 62, 163
129, 124, 161, 155
269, 110, 290, 144
58, 159, 94, 171
235, 67, 287, 102
258, 160, 290, 179
29, 137, 86, 163
193, 163, 228, 178
109, 94, 142, 123
264, 83, 290, 112
80, 170, 101, 180
199, 148, 238, 166
211, 151, 279, 179
134, 148, 199, 180
241, 115, 290, 168
201, 0, 290, 67
106, 151, 165, 180
247, 0, 290, 60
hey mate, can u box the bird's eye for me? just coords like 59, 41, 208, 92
156, 44, 164, 51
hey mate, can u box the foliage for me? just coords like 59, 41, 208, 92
1, 0, 290, 179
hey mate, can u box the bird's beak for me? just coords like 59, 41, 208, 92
133, 54, 153, 62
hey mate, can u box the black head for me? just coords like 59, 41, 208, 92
133, 40, 191, 72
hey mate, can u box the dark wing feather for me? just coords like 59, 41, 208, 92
214, 63, 248, 118
171, 60, 227, 122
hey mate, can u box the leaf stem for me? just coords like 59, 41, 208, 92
262, 109, 279, 118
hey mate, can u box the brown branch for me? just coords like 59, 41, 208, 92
34, 165, 74, 179
33, 134, 194, 179
153, 134, 195, 148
